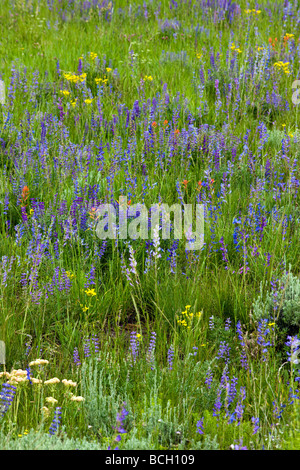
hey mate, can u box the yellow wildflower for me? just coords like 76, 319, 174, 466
60, 90, 70, 97
90, 52, 97, 61
66, 271, 75, 279
85, 288, 96, 297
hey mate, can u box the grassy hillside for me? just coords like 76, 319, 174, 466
0, 0, 300, 450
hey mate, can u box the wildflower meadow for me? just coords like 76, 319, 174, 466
1, 0, 300, 451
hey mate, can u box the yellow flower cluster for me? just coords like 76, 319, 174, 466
63, 72, 87, 83
90, 52, 97, 61
95, 77, 108, 85
256, 46, 264, 52
143, 75, 153, 81
230, 43, 242, 53
84, 98, 93, 105
284, 33, 294, 40
70, 99, 78, 108
85, 288, 96, 297
177, 305, 202, 329
60, 89, 70, 97
273, 61, 290, 74
196, 52, 202, 59
65, 271, 75, 279
245, 9, 261, 14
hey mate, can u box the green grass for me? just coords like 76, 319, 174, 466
1, 0, 300, 450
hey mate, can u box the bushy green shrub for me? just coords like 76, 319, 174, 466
253, 269, 300, 336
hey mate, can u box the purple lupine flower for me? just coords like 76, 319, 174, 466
227, 376, 238, 407
147, 332, 156, 370
25, 340, 31, 356
231, 439, 248, 450
108, 403, 129, 450
73, 347, 81, 366
168, 345, 174, 370
26, 366, 32, 385
129, 331, 139, 365
224, 318, 231, 331
219, 236, 229, 269
213, 386, 222, 420
217, 341, 231, 364
189, 346, 198, 357
21, 206, 28, 223
83, 338, 91, 358
288, 386, 300, 405
251, 417, 259, 435
49, 407, 62, 435
236, 321, 249, 371
286, 335, 300, 365
209, 316, 214, 330
77, 58, 82, 74
0, 383, 17, 417
84, 264, 96, 288
272, 401, 286, 421
235, 386, 246, 425
91, 335, 100, 354
196, 417, 204, 434
205, 369, 213, 389
257, 319, 272, 362
116, 403, 129, 434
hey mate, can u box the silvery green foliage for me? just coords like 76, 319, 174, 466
81, 358, 123, 436
141, 375, 187, 447
266, 129, 284, 150
121, 429, 153, 450
189, 435, 220, 450
0, 429, 103, 450
253, 270, 300, 333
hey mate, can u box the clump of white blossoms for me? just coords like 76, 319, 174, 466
62, 379, 77, 387
44, 377, 60, 385
45, 397, 58, 405
70, 395, 85, 402
29, 359, 49, 367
